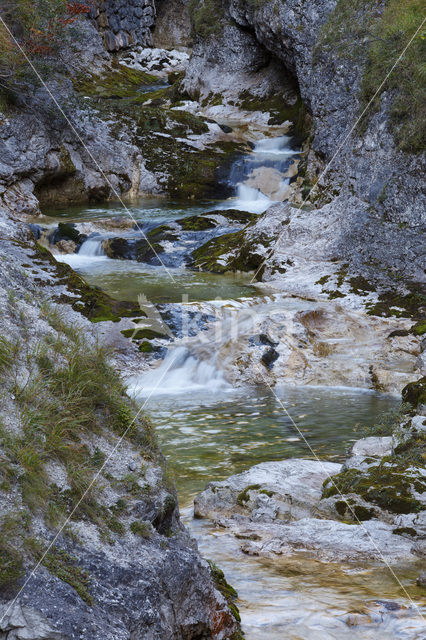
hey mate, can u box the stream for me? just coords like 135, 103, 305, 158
44, 134, 425, 638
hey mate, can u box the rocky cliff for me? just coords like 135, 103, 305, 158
185, 0, 425, 227
90, 0, 156, 51
182, 0, 425, 309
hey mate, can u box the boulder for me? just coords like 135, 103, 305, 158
194, 459, 341, 522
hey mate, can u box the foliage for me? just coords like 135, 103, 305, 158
188, 0, 226, 39
360, 0, 426, 152
0, 0, 92, 103
318, 0, 425, 152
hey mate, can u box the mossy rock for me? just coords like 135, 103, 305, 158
175, 215, 217, 231
237, 88, 311, 141
191, 228, 269, 277
208, 209, 258, 225
366, 285, 426, 319
121, 328, 169, 341
74, 64, 160, 99
34, 243, 140, 323
236, 484, 262, 507
323, 458, 425, 515
402, 377, 426, 408
413, 321, 426, 336
207, 560, 241, 625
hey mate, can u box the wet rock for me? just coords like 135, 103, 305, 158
261, 347, 279, 369
55, 239, 77, 254
417, 572, 426, 587
402, 377, 426, 408
238, 518, 415, 563
351, 437, 393, 458
50, 222, 86, 247
27, 223, 44, 240
194, 459, 341, 522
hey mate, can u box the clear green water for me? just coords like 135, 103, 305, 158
39, 196, 223, 224
148, 385, 398, 505
58, 254, 257, 303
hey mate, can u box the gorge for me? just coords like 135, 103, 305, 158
0, 1, 425, 639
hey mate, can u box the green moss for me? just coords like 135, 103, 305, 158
392, 527, 417, 537
324, 289, 346, 300
315, 275, 330, 286
139, 341, 154, 353
238, 89, 311, 139
402, 377, 426, 408
236, 484, 262, 507
366, 285, 426, 319
207, 560, 241, 624
323, 458, 425, 515
191, 228, 267, 276
74, 63, 159, 99
41, 548, 93, 606
412, 321, 426, 336
176, 215, 217, 231
188, 0, 225, 39
121, 328, 167, 341
353, 505, 375, 521
348, 276, 376, 296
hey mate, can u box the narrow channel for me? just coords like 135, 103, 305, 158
41, 134, 423, 639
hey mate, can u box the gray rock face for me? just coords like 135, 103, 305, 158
153, 0, 192, 49
186, 0, 425, 227
0, 21, 156, 216
90, 0, 156, 51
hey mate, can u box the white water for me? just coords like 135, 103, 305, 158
253, 135, 295, 155
232, 185, 273, 213
78, 237, 105, 257
220, 134, 298, 213
129, 346, 230, 397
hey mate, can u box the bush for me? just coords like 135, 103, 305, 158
361, 0, 426, 152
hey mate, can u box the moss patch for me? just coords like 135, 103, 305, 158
237, 89, 311, 140
402, 377, 426, 408
74, 63, 159, 99
207, 560, 241, 625
323, 413, 426, 517
365, 284, 426, 319
236, 484, 262, 507
41, 548, 93, 606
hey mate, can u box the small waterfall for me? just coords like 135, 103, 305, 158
78, 237, 105, 257
129, 346, 230, 397
222, 135, 298, 213
253, 136, 295, 155
233, 185, 273, 213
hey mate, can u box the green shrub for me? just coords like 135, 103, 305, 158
130, 520, 152, 539
361, 0, 426, 152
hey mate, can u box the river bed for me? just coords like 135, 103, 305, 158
42, 135, 426, 639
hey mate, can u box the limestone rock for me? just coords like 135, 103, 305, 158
194, 459, 342, 522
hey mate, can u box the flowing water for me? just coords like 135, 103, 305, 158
42, 135, 426, 638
